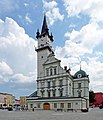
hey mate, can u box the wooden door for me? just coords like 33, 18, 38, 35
43, 103, 50, 110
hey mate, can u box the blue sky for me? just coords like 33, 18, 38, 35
0, 0, 103, 99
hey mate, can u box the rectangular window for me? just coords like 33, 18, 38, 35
54, 103, 57, 108
48, 81, 50, 88
60, 103, 64, 108
60, 91, 63, 97
59, 80, 63, 87
78, 91, 81, 97
41, 91, 44, 97
46, 68, 49, 76
30, 104, 33, 108
68, 103, 71, 108
78, 83, 81, 89
41, 82, 44, 88
48, 91, 50, 98
52, 81, 56, 87
50, 68, 52, 75
53, 91, 55, 97
54, 67, 57, 75
38, 103, 40, 108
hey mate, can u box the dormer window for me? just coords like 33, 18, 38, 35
46, 68, 49, 76
54, 67, 57, 75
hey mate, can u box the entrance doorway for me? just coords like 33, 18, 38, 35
43, 103, 50, 110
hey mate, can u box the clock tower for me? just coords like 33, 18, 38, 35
35, 15, 54, 79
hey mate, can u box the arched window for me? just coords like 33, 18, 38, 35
54, 67, 57, 75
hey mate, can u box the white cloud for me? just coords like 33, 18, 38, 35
11, 72, 36, 83
0, 17, 37, 84
63, 0, 103, 22
63, 0, 92, 17
55, 20, 103, 92
85, 56, 103, 91
0, 61, 13, 75
25, 13, 33, 24
43, 0, 64, 25
24, 3, 29, 7
43, 0, 57, 9
56, 21, 103, 57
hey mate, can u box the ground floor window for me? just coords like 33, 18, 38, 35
60, 103, 64, 108
54, 103, 57, 108
37, 103, 40, 108
68, 103, 71, 108
30, 104, 33, 108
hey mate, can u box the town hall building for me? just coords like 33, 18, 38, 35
26, 15, 89, 111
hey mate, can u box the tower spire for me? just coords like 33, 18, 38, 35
41, 14, 49, 35
36, 14, 54, 41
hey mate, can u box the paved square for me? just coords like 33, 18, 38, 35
0, 108, 103, 120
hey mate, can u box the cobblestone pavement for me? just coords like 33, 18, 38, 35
0, 108, 103, 120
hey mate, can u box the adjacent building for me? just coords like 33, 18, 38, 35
27, 15, 89, 111
20, 96, 27, 107
0, 92, 14, 107
94, 92, 103, 106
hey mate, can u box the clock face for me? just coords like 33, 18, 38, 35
78, 74, 82, 78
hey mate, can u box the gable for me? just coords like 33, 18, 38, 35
43, 53, 61, 65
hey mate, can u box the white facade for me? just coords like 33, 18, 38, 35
27, 15, 89, 112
